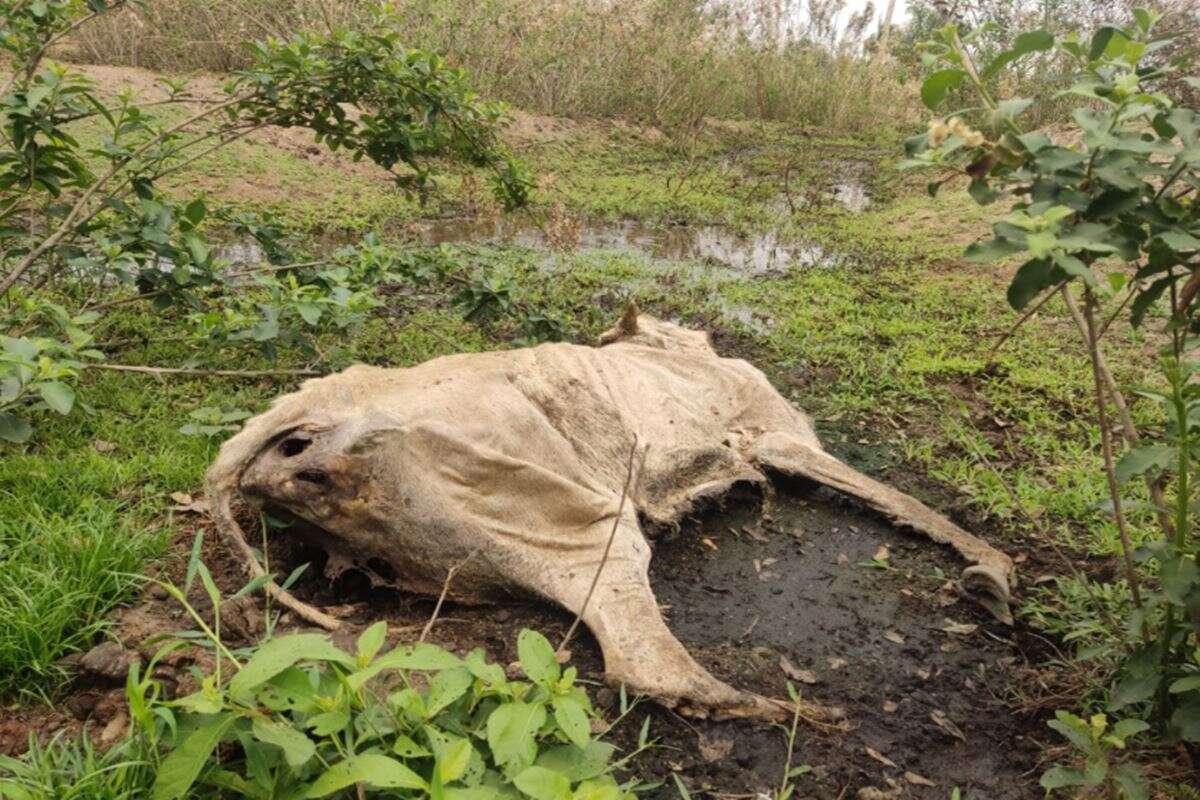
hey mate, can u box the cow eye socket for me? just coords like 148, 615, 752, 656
280, 437, 310, 457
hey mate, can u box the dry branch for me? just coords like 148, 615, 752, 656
557, 436, 643, 654
88, 363, 320, 378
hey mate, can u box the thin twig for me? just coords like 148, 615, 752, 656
985, 281, 1064, 364
1076, 285, 1146, 620
83, 260, 325, 312
1061, 287, 1173, 536
419, 549, 480, 642
557, 436, 643, 654
87, 363, 320, 377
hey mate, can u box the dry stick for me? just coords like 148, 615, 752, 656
1076, 286, 1146, 617
419, 549, 481, 642
985, 280, 1065, 364
87, 363, 320, 378
557, 436, 642, 655
1060, 287, 1174, 536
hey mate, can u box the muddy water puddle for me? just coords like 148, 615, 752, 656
647, 483, 1037, 798
414, 217, 838, 276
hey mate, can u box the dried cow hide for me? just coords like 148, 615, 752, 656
207, 307, 1014, 720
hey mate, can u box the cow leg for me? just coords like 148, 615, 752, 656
748, 431, 1015, 623
541, 514, 841, 723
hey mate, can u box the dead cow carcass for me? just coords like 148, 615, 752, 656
206, 308, 1014, 720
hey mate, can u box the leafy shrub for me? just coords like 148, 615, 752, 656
0, 0, 533, 440
903, 2, 1200, 775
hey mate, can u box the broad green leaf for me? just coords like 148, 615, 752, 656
1171, 699, 1200, 742
536, 742, 615, 782
1112, 763, 1148, 800
552, 696, 590, 750
1115, 445, 1176, 482
1007, 258, 1061, 310
0, 412, 32, 444
1110, 669, 1160, 709
1051, 252, 1096, 285
297, 302, 323, 326
230, 634, 354, 700
965, 237, 1023, 263
994, 97, 1033, 120
152, 713, 235, 800
572, 780, 621, 800
514, 766, 571, 800
1110, 718, 1149, 739
373, 642, 463, 671
465, 647, 507, 685
357, 621, 388, 664
1168, 675, 1200, 694
305, 754, 427, 797
1040, 766, 1087, 789
487, 701, 547, 769
438, 737, 474, 783
1047, 711, 1094, 752
517, 629, 560, 687
920, 69, 966, 110
1160, 555, 1198, 605
426, 667, 474, 716
307, 708, 350, 736
251, 717, 315, 768
982, 31, 1054, 79
1158, 231, 1200, 252
37, 381, 74, 415
393, 734, 432, 757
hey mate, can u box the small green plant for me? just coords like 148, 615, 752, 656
773, 682, 813, 800
0, 542, 651, 799
1040, 711, 1149, 799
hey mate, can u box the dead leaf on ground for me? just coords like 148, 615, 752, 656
940, 619, 978, 636
873, 544, 889, 562
905, 771, 936, 787
865, 746, 897, 769
930, 709, 967, 742
779, 655, 819, 684
883, 630, 905, 645
169, 491, 192, 505
92, 439, 116, 453
698, 734, 734, 763
743, 525, 769, 543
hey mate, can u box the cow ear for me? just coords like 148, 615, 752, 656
598, 300, 640, 345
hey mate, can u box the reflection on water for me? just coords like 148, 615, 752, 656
414, 217, 837, 275
832, 178, 870, 213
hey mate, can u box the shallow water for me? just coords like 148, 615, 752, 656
415, 216, 838, 275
